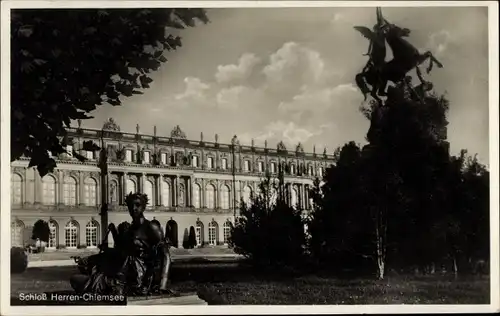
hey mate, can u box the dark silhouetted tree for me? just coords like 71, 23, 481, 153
11, 8, 209, 176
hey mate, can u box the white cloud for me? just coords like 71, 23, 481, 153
174, 77, 210, 102
215, 53, 261, 83
238, 121, 327, 148
262, 42, 327, 86
426, 30, 453, 57
278, 83, 359, 114
216, 85, 262, 110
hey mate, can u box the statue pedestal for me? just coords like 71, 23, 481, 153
128, 292, 207, 305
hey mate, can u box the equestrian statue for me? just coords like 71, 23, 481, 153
354, 7, 443, 104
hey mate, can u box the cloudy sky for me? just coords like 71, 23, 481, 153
85, 6, 490, 164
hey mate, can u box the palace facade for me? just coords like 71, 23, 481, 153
11, 119, 334, 250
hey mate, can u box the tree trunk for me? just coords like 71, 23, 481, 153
431, 262, 436, 274
453, 256, 458, 279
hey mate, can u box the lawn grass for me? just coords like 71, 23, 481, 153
11, 262, 490, 305
28, 246, 236, 262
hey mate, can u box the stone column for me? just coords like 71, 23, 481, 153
201, 178, 205, 208
122, 172, 128, 204
215, 180, 220, 209
173, 175, 179, 207
57, 170, 64, 204
305, 184, 309, 210
34, 170, 42, 204
141, 173, 146, 193
158, 175, 163, 206
78, 171, 85, 205
187, 176, 193, 207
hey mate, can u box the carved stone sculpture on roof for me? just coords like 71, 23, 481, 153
102, 118, 121, 132
277, 141, 287, 152
296, 142, 304, 154
171, 125, 187, 139
231, 135, 240, 147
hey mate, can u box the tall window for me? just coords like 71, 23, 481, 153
48, 221, 58, 249
42, 175, 57, 205
65, 221, 78, 248
126, 179, 136, 195
207, 157, 214, 169
290, 164, 296, 174
206, 184, 215, 209
291, 187, 298, 208
193, 184, 201, 208
270, 162, 276, 173
11, 220, 24, 247
84, 178, 97, 206
192, 156, 199, 167
125, 150, 132, 162
11, 173, 22, 205
308, 165, 313, 176
63, 176, 77, 205
85, 220, 99, 248
144, 180, 154, 207
318, 167, 323, 178
195, 222, 203, 246
244, 160, 251, 172
162, 180, 170, 207
223, 221, 232, 244
208, 221, 218, 246
258, 161, 264, 173
220, 185, 230, 209
161, 153, 167, 165
221, 158, 227, 170
86, 150, 94, 160
143, 151, 150, 164
243, 186, 252, 205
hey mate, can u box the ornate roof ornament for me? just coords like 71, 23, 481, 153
102, 118, 120, 132
77, 119, 82, 129
323, 147, 327, 157
171, 125, 187, 139
277, 141, 287, 152
231, 135, 240, 147
296, 142, 304, 153
264, 139, 268, 148
215, 133, 219, 143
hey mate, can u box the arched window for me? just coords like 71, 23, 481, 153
193, 183, 201, 208
318, 167, 324, 178
11, 220, 24, 247
220, 185, 230, 209
48, 220, 58, 249
207, 157, 214, 169
221, 158, 228, 170
126, 179, 136, 195
85, 220, 99, 248
192, 155, 199, 167
291, 187, 298, 208
257, 161, 264, 173
206, 184, 215, 209
243, 186, 252, 205
244, 160, 251, 172
65, 221, 79, 248
42, 175, 57, 205
223, 221, 232, 244
271, 162, 277, 173
109, 180, 118, 204
162, 180, 170, 207
144, 180, 154, 207
195, 221, 204, 247
63, 176, 77, 206
84, 178, 97, 206
11, 173, 23, 205
308, 165, 313, 176
208, 221, 218, 246
290, 164, 296, 174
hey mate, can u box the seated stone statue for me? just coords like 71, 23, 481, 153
70, 193, 173, 296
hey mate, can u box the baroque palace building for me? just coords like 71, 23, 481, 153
11, 118, 334, 250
